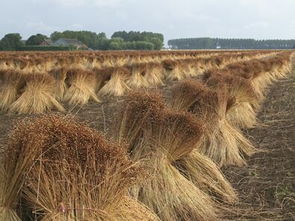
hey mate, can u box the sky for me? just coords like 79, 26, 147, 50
1, 0, 295, 44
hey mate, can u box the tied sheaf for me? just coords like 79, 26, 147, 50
0, 50, 276, 113
0, 50, 293, 221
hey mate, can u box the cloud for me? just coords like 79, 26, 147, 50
244, 21, 270, 30
70, 23, 84, 29
2, 0, 295, 41
93, 0, 123, 7
43, 0, 123, 7
26, 21, 61, 33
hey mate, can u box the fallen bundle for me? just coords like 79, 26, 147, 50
9, 73, 65, 114
2, 115, 159, 221
63, 68, 100, 105
170, 79, 256, 166
112, 91, 234, 221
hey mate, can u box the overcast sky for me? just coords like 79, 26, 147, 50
1, 0, 295, 43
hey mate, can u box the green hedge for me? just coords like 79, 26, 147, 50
17, 46, 73, 51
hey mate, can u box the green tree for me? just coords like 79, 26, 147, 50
50, 31, 107, 49
95, 38, 110, 50
133, 41, 154, 50
109, 37, 125, 50
26, 34, 48, 45
148, 37, 163, 50
47, 30, 164, 50
111, 31, 164, 49
0, 33, 23, 50
168, 37, 295, 49
111, 31, 128, 40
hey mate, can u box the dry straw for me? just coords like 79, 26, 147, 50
63, 68, 100, 105
9, 74, 65, 114
49, 68, 68, 100
92, 67, 113, 90
163, 59, 184, 81
98, 67, 131, 97
0, 118, 43, 221
127, 64, 150, 88
175, 149, 237, 203
126, 63, 165, 88
3, 115, 159, 221
113, 91, 218, 221
170, 79, 256, 166
0, 70, 22, 112
0, 164, 22, 221
204, 70, 260, 129
144, 63, 165, 86
224, 60, 272, 103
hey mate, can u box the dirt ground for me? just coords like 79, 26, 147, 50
0, 59, 294, 220
223, 62, 295, 220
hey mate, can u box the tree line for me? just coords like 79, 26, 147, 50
168, 38, 295, 49
0, 31, 164, 51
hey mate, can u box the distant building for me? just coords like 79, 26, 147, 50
52, 38, 88, 50
40, 39, 53, 46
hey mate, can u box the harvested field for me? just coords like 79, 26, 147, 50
0, 50, 294, 220
0, 50, 277, 114
224, 60, 295, 220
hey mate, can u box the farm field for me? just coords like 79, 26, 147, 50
224, 63, 295, 220
0, 50, 294, 220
